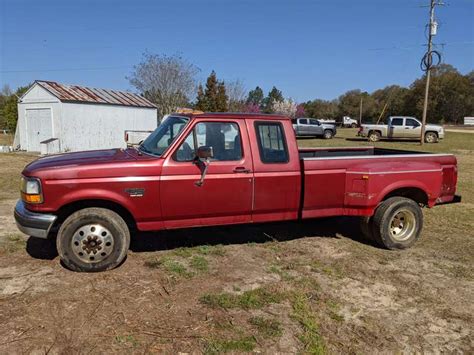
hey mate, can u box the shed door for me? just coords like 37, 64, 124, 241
26, 109, 53, 151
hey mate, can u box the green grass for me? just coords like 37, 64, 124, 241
200, 287, 286, 310
267, 264, 294, 281
311, 260, 344, 279
144, 256, 193, 278
248, 316, 283, 338
173, 244, 226, 258
204, 336, 256, 354
291, 293, 326, 355
326, 300, 344, 322
190, 255, 209, 272
114, 334, 139, 347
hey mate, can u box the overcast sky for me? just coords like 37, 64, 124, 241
1, 0, 473, 101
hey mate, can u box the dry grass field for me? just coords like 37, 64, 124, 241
0, 129, 472, 353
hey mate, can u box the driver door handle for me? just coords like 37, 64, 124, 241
233, 166, 251, 173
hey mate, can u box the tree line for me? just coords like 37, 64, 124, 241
1, 53, 472, 131
128, 54, 473, 124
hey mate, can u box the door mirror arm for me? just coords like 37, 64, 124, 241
194, 157, 210, 187
194, 146, 214, 187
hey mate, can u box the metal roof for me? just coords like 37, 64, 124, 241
34, 80, 156, 109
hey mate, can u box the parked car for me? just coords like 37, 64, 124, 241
358, 116, 444, 143
292, 118, 336, 139
15, 113, 460, 272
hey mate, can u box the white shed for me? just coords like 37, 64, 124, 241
14, 80, 157, 153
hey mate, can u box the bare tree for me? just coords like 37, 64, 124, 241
226, 79, 247, 112
128, 53, 200, 119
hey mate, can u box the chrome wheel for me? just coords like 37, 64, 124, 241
425, 132, 437, 143
71, 224, 114, 263
389, 209, 416, 242
369, 132, 380, 142
323, 130, 332, 139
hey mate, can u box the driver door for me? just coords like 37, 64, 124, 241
404, 118, 421, 138
160, 119, 253, 229
309, 119, 323, 136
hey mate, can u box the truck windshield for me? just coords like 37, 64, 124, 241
139, 116, 189, 156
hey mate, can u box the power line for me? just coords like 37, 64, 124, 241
0, 66, 133, 74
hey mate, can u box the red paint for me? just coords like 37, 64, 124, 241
22, 113, 459, 232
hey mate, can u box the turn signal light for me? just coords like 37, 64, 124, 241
21, 192, 43, 204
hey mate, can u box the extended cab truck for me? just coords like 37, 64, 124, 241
292, 118, 337, 139
358, 116, 445, 143
15, 113, 460, 272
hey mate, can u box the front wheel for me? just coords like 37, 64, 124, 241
368, 131, 381, 142
425, 132, 438, 143
57, 208, 130, 272
371, 197, 423, 250
351, 123, 357, 128
323, 130, 333, 139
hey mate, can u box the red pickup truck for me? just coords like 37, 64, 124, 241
14, 113, 460, 272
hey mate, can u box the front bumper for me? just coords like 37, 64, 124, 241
14, 200, 57, 239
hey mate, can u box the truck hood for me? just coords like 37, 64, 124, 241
426, 124, 443, 130
23, 148, 158, 180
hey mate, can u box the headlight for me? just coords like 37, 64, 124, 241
20, 176, 43, 204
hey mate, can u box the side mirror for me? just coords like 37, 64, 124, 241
194, 146, 213, 187
196, 145, 214, 160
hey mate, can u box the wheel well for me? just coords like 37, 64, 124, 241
425, 131, 438, 137
368, 130, 381, 135
54, 199, 137, 232
382, 187, 428, 206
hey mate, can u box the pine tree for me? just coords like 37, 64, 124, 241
195, 84, 207, 111
216, 81, 228, 112
195, 71, 229, 112
246, 86, 264, 106
204, 71, 219, 111
263, 86, 284, 113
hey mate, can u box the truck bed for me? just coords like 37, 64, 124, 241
298, 146, 436, 159
298, 146, 457, 219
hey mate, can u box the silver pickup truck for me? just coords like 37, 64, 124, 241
358, 116, 444, 143
292, 118, 337, 139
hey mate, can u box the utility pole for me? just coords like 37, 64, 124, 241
359, 96, 363, 126
420, 0, 442, 145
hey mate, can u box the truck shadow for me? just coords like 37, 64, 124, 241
129, 216, 374, 253
25, 216, 374, 260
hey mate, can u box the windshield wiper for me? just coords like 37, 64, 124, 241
138, 144, 161, 157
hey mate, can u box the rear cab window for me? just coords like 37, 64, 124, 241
254, 121, 289, 163
391, 118, 404, 126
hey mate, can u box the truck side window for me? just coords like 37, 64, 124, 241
175, 122, 242, 162
255, 122, 289, 163
406, 118, 420, 127
299, 119, 308, 125
391, 118, 403, 126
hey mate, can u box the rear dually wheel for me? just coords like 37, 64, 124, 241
371, 197, 423, 250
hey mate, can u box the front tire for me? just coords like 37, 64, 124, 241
368, 131, 381, 142
351, 123, 357, 128
57, 208, 130, 272
323, 130, 333, 139
425, 132, 438, 143
371, 197, 423, 250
